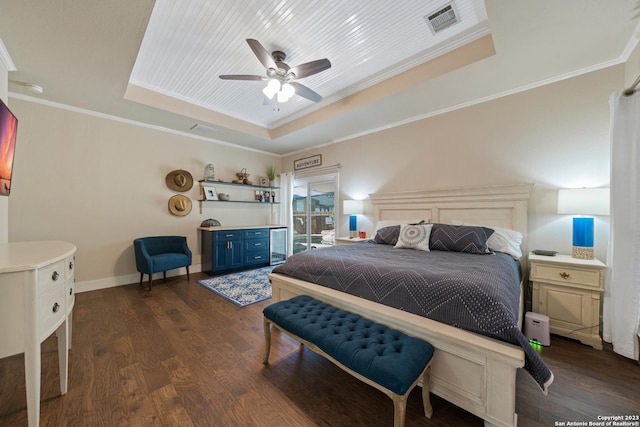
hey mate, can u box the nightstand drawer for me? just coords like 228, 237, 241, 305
531, 264, 601, 288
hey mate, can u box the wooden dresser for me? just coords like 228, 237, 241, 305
0, 240, 76, 427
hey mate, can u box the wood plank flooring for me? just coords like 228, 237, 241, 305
0, 273, 638, 426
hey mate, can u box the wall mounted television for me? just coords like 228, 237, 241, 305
0, 98, 18, 196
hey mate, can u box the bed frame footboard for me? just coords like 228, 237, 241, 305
269, 273, 523, 427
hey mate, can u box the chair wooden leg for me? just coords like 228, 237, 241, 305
139, 273, 143, 287
163, 271, 167, 282
186, 266, 190, 281
148, 274, 152, 292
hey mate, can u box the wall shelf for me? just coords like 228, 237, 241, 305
198, 179, 279, 213
199, 180, 279, 190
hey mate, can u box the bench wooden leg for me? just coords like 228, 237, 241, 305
392, 394, 408, 427
263, 317, 272, 364
423, 362, 433, 418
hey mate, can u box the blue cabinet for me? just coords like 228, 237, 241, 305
201, 227, 274, 276
212, 230, 243, 271
244, 229, 269, 266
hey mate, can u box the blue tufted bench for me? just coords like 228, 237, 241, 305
262, 295, 435, 427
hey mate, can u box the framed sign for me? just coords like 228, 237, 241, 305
294, 154, 322, 171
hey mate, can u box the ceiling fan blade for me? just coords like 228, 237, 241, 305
246, 39, 277, 70
219, 74, 266, 81
290, 82, 322, 102
289, 59, 331, 79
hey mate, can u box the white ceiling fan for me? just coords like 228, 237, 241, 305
219, 39, 331, 103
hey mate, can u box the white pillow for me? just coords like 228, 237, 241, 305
375, 218, 430, 232
451, 220, 523, 259
394, 224, 433, 252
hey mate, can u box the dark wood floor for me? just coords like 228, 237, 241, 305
1, 273, 638, 426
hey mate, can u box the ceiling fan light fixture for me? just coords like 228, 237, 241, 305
277, 90, 289, 103
263, 79, 280, 99
281, 83, 295, 98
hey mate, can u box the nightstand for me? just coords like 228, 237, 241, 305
529, 253, 606, 349
335, 236, 369, 245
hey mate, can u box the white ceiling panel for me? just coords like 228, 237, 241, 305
129, 0, 489, 127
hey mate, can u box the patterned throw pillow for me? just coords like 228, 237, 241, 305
429, 224, 494, 254
373, 225, 401, 245
394, 224, 434, 251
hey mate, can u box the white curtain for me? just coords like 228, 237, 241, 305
604, 91, 640, 360
278, 172, 295, 259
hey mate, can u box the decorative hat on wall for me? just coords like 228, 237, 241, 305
168, 195, 192, 216
165, 169, 194, 192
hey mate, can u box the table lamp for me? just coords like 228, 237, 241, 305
343, 200, 364, 238
557, 188, 610, 259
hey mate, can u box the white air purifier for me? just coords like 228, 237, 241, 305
524, 312, 550, 346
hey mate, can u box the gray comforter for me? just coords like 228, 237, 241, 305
272, 242, 553, 392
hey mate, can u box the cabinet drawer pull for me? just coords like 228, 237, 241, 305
254, 243, 262, 246
69, 288, 73, 296
254, 256, 262, 259
69, 261, 74, 270
52, 271, 60, 281
559, 272, 571, 280
226, 234, 234, 237
52, 302, 60, 313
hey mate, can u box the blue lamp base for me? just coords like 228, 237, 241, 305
349, 215, 357, 238
572, 217, 594, 260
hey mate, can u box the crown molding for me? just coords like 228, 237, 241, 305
0, 38, 16, 71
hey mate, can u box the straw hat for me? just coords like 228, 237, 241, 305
168, 195, 192, 216
165, 169, 193, 192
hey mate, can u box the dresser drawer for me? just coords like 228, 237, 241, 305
38, 286, 66, 339
244, 228, 268, 239
245, 250, 269, 265
66, 280, 75, 313
38, 260, 66, 294
245, 238, 268, 252
531, 264, 601, 288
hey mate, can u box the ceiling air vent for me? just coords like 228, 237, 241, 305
424, 2, 460, 35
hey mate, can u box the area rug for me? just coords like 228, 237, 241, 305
197, 266, 275, 307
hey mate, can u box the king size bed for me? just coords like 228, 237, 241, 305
268, 184, 553, 427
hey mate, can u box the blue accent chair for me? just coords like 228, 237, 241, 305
133, 236, 192, 291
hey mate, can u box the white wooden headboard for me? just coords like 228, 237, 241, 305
369, 183, 534, 249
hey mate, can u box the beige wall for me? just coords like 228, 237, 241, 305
284, 66, 623, 262
8, 99, 281, 289
7, 64, 627, 287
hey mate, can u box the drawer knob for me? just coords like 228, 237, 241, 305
559, 272, 571, 280
69, 288, 73, 296
52, 271, 60, 281
69, 261, 74, 270
52, 302, 60, 313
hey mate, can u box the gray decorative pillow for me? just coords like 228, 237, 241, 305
373, 225, 401, 245
394, 224, 433, 251
429, 224, 494, 254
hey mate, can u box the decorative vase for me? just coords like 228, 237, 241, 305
204, 164, 215, 182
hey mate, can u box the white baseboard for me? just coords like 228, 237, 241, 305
75, 264, 203, 293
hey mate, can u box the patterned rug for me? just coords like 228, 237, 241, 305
197, 266, 275, 307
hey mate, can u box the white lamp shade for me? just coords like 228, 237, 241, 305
557, 188, 610, 215
343, 200, 364, 215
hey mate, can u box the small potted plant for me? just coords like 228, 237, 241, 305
266, 165, 277, 187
